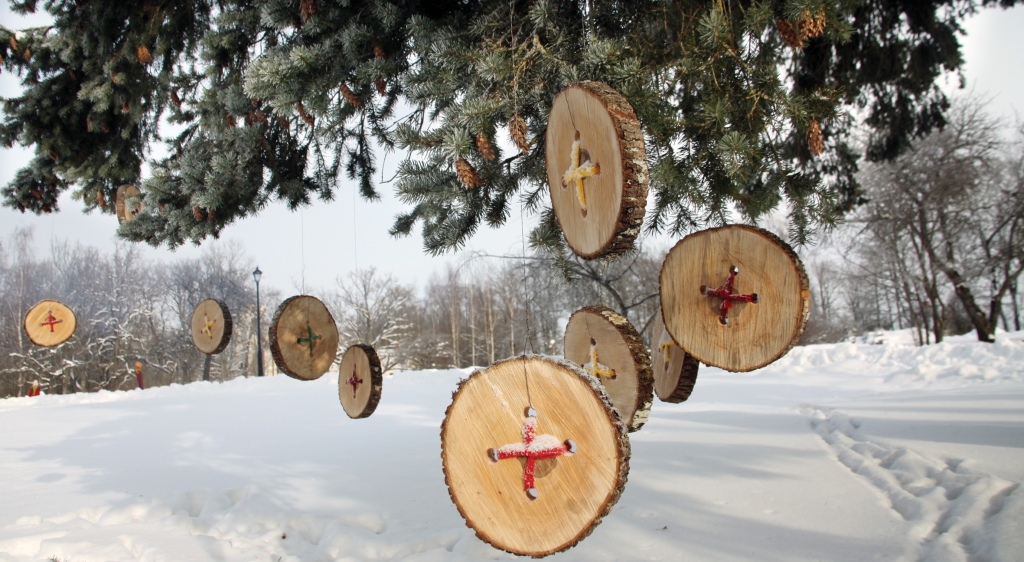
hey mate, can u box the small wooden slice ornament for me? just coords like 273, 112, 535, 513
24, 300, 77, 347
545, 81, 648, 259
563, 305, 653, 432
660, 225, 810, 372
269, 295, 339, 381
115, 184, 143, 223
338, 344, 383, 419
441, 356, 629, 558
190, 299, 232, 355
651, 312, 700, 403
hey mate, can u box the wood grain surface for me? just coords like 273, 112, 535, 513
338, 343, 383, 419
659, 225, 810, 372
651, 312, 700, 403
563, 305, 653, 432
441, 356, 629, 557
545, 81, 647, 259
190, 299, 233, 355
269, 295, 339, 381
115, 184, 142, 223
24, 300, 77, 347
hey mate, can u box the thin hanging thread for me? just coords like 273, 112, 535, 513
300, 209, 306, 295
352, 181, 359, 271
511, 0, 532, 410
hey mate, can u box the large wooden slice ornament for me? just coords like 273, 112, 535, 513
545, 81, 648, 259
190, 299, 233, 355
441, 356, 629, 558
651, 312, 700, 403
269, 295, 339, 381
338, 344, 383, 419
660, 225, 810, 372
24, 300, 77, 347
563, 305, 653, 432
115, 184, 143, 223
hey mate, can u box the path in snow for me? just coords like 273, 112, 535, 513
803, 405, 1022, 562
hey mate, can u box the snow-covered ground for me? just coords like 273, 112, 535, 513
2, 330, 1023, 562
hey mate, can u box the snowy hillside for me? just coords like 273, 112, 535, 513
1, 331, 1023, 562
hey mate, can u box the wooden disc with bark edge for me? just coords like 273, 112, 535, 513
338, 344, 383, 419
269, 295, 339, 381
545, 81, 648, 259
563, 305, 653, 432
651, 312, 700, 403
659, 225, 810, 372
115, 184, 142, 223
441, 355, 630, 558
190, 299, 233, 355
24, 300, 77, 347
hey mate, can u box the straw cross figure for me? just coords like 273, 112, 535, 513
346, 366, 363, 398
40, 311, 62, 333
297, 324, 321, 356
583, 338, 615, 379
561, 132, 600, 213
488, 408, 577, 500
201, 314, 216, 339
700, 265, 759, 325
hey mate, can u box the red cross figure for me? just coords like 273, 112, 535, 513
487, 408, 577, 500
346, 366, 363, 398
40, 311, 63, 333
700, 265, 759, 325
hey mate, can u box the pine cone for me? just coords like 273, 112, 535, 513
22, 48, 29, 61
297, 102, 315, 126
192, 205, 204, 221
476, 132, 496, 161
300, 0, 317, 22
9, 37, 16, 51
374, 44, 387, 60
96, 190, 108, 210
123, 102, 130, 114
206, 208, 216, 223
509, 114, 529, 153
799, 10, 827, 40
137, 45, 152, 65
808, 118, 824, 157
226, 113, 236, 127
340, 83, 361, 107
455, 159, 482, 189
776, 18, 803, 49
374, 76, 386, 95
171, 90, 182, 107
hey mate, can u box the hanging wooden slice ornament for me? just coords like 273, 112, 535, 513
441, 355, 629, 558
338, 343, 383, 419
651, 312, 700, 403
269, 295, 339, 381
660, 225, 810, 372
115, 184, 143, 223
24, 300, 77, 347
545, 81, 648, 259
190, 299, 233, 355
563, 305, 653, 432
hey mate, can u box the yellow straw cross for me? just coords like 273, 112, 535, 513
202, 314, 216, 339
584, 339, 615, 379
561, 133, 600, 211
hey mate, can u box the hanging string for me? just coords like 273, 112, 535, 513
300, 209, 306, 295
352, 179, 359, 271
511, 0, 533, 410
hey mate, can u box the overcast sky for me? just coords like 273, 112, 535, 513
2, 5, 1023, 296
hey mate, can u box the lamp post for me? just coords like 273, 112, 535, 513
253, 266, 264, 377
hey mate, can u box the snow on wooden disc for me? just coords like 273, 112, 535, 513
441, 356, 629, 558
338, 344, 383, 419
269, 295, 339, 381
563, 305, 653, 432
660, 225, 810, 372
651, 312, 700, 403
115, 184, 142, 223
545, 81, 648, 259
190, 299, 232, 355
24, 300, 77, 347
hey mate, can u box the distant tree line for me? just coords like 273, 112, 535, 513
2, 97, 1021, 397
